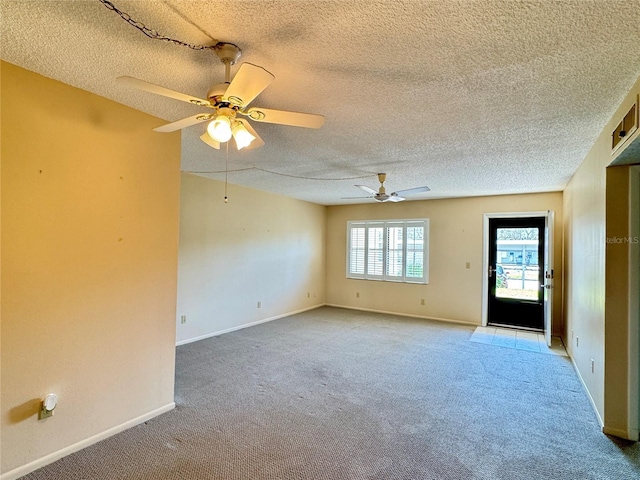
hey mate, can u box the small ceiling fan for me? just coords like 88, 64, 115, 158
116, 42, 324, 151
343, 173, 430, 202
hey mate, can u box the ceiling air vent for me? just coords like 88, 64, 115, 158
612, 96, 638, 153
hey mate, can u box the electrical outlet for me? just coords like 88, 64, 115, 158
420, 299, 425, 305
307, 292, 310, 298
356, 292, 360, 298
180, 315, 187, 324
257, 301, 261, 308
576, 337, 579, 347
591, 358, 595, 373
465, 262, 471, 269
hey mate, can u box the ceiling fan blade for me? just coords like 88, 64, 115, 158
117, 76, 211, 107
388, 195, 406, 202
356, 185, 378, 195
224, 63, 275, 108
238, 120, 265, 150
341, 196, 374, 199
200, 132, 220, 150
154, 114, 212, 133
243, 107, 325, 128
393, 185, 431, 196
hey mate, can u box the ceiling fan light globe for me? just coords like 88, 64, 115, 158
232, 123, 256, 150
207, 116, 232, 142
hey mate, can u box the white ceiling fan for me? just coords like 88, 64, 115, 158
116, 42, 324, 151
343, 173, 430, 202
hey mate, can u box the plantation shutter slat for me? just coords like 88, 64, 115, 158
406, 222, 425, 281
386, 223, 403, 280
367, 225, 384, 278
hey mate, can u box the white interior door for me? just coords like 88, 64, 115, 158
544, 210, 555, 346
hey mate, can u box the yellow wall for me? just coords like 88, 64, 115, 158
563, 75, 640, 436
176, 174, 326, 344
1, 62, 181, 475
326, 192, 563, 330
604, 165, 639, 439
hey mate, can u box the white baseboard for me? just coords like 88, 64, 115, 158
0, 403, 175, 480
571, 358, 640, 441
324, 304, 478, 327
176, 304, 324, 346
569, 355, 604, 428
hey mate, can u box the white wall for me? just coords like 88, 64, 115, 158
176, 174, 326, 344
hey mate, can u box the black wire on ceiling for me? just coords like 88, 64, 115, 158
184, 166, 377, 181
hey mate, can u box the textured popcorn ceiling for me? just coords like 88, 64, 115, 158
2, 0, 640, 205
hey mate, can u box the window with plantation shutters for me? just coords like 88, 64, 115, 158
346, 219, 429, 283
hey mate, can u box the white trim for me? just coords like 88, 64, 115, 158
324, 303, 478, 327
481, 211, 552, 331
544, 211, 555, 347
569, 355, 604, 428
0, 403, 175, 480
175, 304, 324, 346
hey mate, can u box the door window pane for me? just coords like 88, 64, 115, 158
495, 227, 539, 300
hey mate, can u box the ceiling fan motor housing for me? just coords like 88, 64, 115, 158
207, 83, 230, 104
216, 106, 237, 121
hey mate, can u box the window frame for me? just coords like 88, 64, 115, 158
346, 218, 430, 284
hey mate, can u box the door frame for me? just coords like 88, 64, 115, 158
481, 211, 554, 338
628, 165, 639, 440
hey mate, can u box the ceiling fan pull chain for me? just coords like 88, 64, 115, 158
98, 0, 219, 51
224, 142, 229, 203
